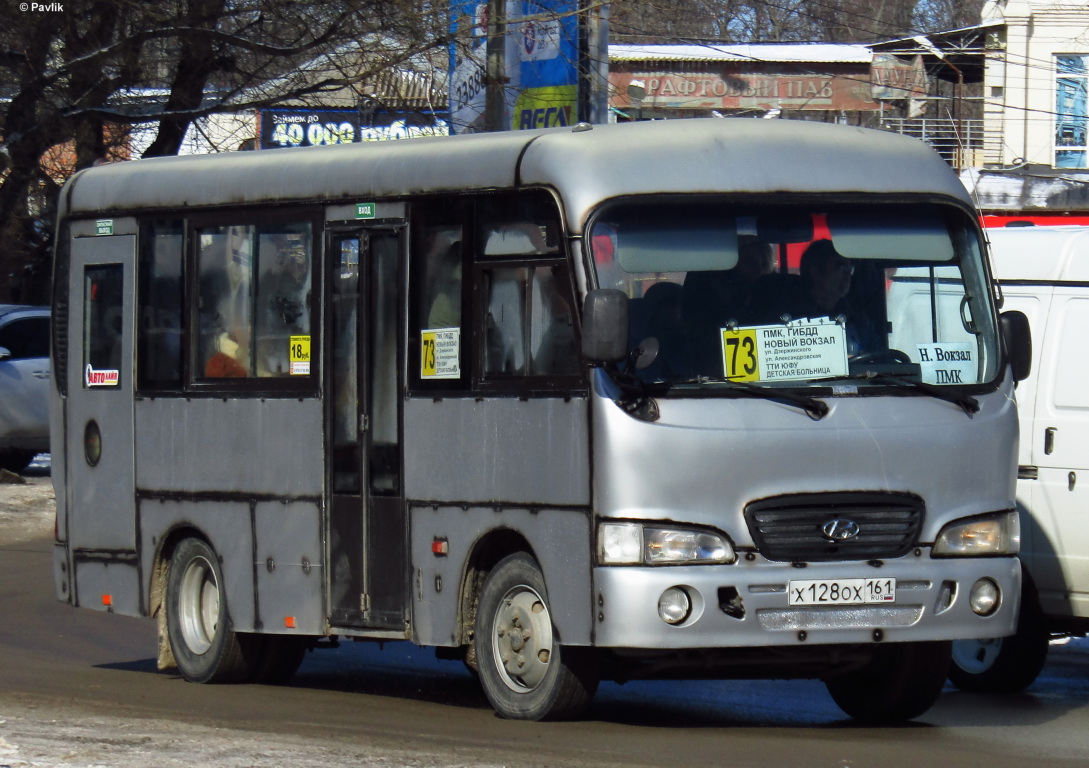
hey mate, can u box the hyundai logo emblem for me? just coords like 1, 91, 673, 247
822, 519, 861, 541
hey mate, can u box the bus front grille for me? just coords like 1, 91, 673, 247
745, 493, 923, 563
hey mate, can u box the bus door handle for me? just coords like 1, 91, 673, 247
1045, 427, 1057, 455
1070, 472, 1077, 492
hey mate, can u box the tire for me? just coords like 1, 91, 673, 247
825, 641, 951, 723
251, 636, 308, 684
0, 450, 36, 473
949, 582, 1049, 693
166, 537, 262, 684
474, 553, 599, 721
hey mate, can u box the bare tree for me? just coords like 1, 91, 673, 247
0, 0, 449, 302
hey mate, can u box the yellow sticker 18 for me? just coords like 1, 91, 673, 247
289, 335, 311, 363
722, 328, 759, 382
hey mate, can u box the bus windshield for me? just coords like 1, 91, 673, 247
590, 200, 1000, 391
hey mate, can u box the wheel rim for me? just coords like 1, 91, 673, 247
178, 555, 220, 656
489, 583, 554, 693
952, 637, 1004, 674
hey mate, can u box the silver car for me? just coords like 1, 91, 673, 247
0, 304, 50, 472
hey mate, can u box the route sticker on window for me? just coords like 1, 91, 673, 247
421, 328, 461, 379
722, 319, 849, 383
917, 342, 974, 385
289, 335, 311, 375
85, 364, 119, 387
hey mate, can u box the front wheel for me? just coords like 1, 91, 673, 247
165, 537, 261, 683
949, 586, 1049, 693
825, 641, 951, 723
474, 553, 598, 720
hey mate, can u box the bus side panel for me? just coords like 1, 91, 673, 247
133, 398, 323, 495
409, 506, 593, 647
140, 498, 257, 631
402, 397, 590, 506
403, 396, 592, 647
73, 560, 140, 616
254, 500, 324, 635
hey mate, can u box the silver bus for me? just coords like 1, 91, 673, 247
50, 118, 1030, 723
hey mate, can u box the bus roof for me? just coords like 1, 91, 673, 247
60, 118, 971, 233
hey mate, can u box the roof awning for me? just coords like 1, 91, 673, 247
869, 20, 1005, 84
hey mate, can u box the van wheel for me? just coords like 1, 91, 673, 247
474, 553, 598, 720
826, 641, 951, 723
166, 538, 261, 683
949, 585, 1049, 693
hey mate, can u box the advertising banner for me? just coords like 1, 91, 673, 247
449, 0, 579, 133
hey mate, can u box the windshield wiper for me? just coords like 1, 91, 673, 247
683, 376, 829, 420
837, 370, 980, 416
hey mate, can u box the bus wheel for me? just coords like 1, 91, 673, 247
166, 537, 260, 684
949, 588, 1049, 693
474, 553, 598, 721
251, 636, 308, 684
825, 641, 951, 723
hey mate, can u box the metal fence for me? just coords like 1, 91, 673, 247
879, 118, 987, 169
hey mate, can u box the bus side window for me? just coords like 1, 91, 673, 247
475, 191, 578, 382
84, 264, 125, 384
410, 199, 466, 389
195, 220, 314, 381
482, 264, 578, 378
198, 226, 255, 378
138, 221, 184, 389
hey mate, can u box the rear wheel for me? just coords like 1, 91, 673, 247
474, 553, 598, 721
251, 636, 308, 684
825, 641, 951, 723
166, 537, 261, 683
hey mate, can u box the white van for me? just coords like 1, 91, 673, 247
950, 225, 1089, 692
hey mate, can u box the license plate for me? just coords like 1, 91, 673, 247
788, 578, 897, 606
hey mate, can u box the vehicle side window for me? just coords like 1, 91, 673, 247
483, 265, 577, 377
196, 220, 314, 381
84, 265, 125, 385
410, 199, 466, 389
0, 317, 49, 359
476, 191, 579, 384
138, 220, 184, 389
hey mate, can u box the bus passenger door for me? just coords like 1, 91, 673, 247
328, 228, 406, 630
65, 230, 137, 557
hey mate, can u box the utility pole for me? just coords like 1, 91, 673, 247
485, 0, 507, 132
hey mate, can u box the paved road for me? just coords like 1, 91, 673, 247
3, 489, 1089, 766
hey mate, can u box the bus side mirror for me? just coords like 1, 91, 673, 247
1001, 310, 1031, 382
581, 289, 629, 363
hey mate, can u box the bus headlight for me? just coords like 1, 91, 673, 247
932, 511, 1020, 556
598, 522, 736, 565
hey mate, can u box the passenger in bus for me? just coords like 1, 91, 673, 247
682, 235, 774, 372
204, 331, 248, 377
257, 239, 310, 375
428, 242, 462, 329
532, 268, 579, 376
794, 239, 876, 356
629, 281, 685, 378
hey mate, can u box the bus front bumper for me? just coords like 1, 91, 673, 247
591, 555, 1020, 649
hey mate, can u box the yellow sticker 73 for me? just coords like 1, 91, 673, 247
722, 328, 759, 382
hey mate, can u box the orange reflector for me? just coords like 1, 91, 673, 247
285, 616, 296, 629
432, 539, 449, 556
102, 594, 112, 607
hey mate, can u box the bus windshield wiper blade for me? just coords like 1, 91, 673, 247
843, 371, 980, 416
685, 377, 829, 420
